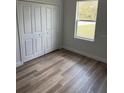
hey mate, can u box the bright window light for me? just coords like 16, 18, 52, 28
75, 0, 98, 41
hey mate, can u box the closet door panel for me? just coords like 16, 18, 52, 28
23, 5, 32, 34
35, 37, 43, 52
52, 31, 59, 49
34, 7, 41, 32
25, 39, 33, 56
46, 35, 51, 49
17, 3, 35, 62
33, 4, 44, 57
46, 8, 52, 30
44, 6, 52, 53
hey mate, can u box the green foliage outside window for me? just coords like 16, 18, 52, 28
76, 1, 98, 41
78, 1, 98, 21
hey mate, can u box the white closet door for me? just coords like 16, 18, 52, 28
52, 6, 60, 50
17, 2, 61, 62
32, 4, 45, 58
17, 3, 35, 62
44, 5, 53, 54
17, 2, 45, 62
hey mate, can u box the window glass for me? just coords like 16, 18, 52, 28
75, 0, 98, 41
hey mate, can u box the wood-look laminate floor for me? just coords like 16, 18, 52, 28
16, 49, 107, 93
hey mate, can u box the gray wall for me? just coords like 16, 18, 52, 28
63, 0, 107, 63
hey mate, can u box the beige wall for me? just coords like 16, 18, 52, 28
63, 0, 107, 63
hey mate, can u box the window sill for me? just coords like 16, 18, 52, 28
74, 36, 95, 42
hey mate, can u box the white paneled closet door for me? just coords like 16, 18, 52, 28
44, 5, 53, 54
32, 4, 45, 58
43, 5, 60, 52
17, 2, 61, 62
17, 2, 45, 62
17, 3, 34, 62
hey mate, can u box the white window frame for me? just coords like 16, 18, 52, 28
74, 0, 98, 42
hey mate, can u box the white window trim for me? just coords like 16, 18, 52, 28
74, 0, 98, 42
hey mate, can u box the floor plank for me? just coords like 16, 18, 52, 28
16, 49, 107, 93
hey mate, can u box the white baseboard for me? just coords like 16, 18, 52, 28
63, 46, 107, 63
16, 61, 23, 67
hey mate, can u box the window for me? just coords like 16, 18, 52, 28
75, 0, 98, 41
